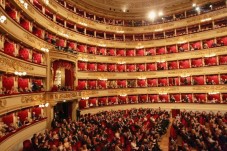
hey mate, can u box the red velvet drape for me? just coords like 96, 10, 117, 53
65, 69, 74, 88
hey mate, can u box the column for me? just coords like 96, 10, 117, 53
0, 75, 2, 89
71, 100, 78, 121
74, 61, 77, 90
46, 53, 51, 91
44, 102, 56, 129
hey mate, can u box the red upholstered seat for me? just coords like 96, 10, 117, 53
23, 140, 32, 151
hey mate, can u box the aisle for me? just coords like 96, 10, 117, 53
159, 118, 172, 151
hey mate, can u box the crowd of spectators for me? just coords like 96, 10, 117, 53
170, 110, 227, 151
29, 108, 170, 151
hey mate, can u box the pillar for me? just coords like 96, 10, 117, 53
44, 102, 55, 129
71, 100, 78, 121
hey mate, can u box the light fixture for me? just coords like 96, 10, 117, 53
118, 61, 126, 64
79, 22, 87, 26
61, 33, 69, 38
201, 18, 212, 22
63, 100, 66, 102
14, 71, 27, 76
99, 78, 107, 81
154, 29, 163, 32
157, 59, 165, 63
181, 74, 190, 77
82, 97, 89, 100
136, 45, 144, 49
195, 6, 200, 11
208, 92, 219, 95
19, 0, 28, 9
41, 47, 49, 52
0, 15, 6, 23
80, 58, 88, 62
209, 5, 212, 8
159, 92, 167, 95
177, 41, 187, 44
98, 44, 106, 47
205, 53, 216, 57
158, 11, 163, 16
192, 3, 196, 7
148, 11, 156, 20
116, 31, 124, 33
120, 94, 127, 97
43, 0, 49, 5
138, 77, 146, 80
39, 103, 49, 108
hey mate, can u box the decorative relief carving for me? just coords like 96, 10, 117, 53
0, 55, 34, 71
23, 33, 36, 44
79, 91, 98, 97
108, 89, 137, 94
193, 85, 227, 91
0, 99, 7, 107
87, 73, 116, 77
78, 54, 96, 60
147, 87, 179, 92
108, 57, 134, 62
21, 94, 44, 103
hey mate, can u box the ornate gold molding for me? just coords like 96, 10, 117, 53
0, 55, 34, 71
0, 99, 7, 107
21, 94, 44, 103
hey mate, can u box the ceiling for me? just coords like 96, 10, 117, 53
71, 0, 218, 19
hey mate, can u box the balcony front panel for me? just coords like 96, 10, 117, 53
37, 0, 227, 34
77, 65, 227, 79
46, 91, 78, 102
0, 8, 53, 52
74, 47, 227, 64
11, 2, 227, 48
0, 52, 46, 77
0, 92, 45, 115
77, 85, 227, 98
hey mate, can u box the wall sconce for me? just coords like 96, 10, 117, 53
43, 0, 49, 5
82, 97, 89, 100
41, 47, 49, 52
39, 103, 49, 108
0, 15, 6, 23
159, 92, 167, 95
19, 0, 28, 9
138, 76, 146, 80
14, 71, 27, 76
120, 94, 127, 97
208, 92, 219, 95
99, 78, 107, 81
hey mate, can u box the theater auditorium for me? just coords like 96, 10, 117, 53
0, 0, 226, 150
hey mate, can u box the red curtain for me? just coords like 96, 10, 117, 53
2, 75, 14, 90
137, 79, 146, 87
117, 64, 125, 72
147, 79, 157, 87
191, 58, 203, 67
65, 69, 74, 88
159, 94, 169, 102
192, 76, 205, 85
97, 63, 106, 71
107, 64, 115, 72
126, 64, 136, 72
116, 49, 125, 56
20, 18, 30, 31
204, 57, 217, 66
88, 98, 97, 107
79, 100, 87, 109
4, 41, 15, 56
181, 94, 193, 102
148, 94, 158, 102
87, 63, 96, 71
158, 78, 168, 86
2, 113, 14, 126
97, 80, 107, 89
167, 45, 177, 53
98, 97, 107, 106
168, 61, 178, 69
108, 96, 117, 105
77, 80, 86, 90
19, 48, 29, 60
126, 49, 135, 56
219, 55, 227, 65
52, 60, 74, 85
18, 110, 29, 122
137, 64, 145, 71
136, 49, 145, 56
78, 61, 87, 71
117, 80, 127, 88
107, 49, 115, 56
97, 48, 106, 55
146, 48, 156, 55
32, 107, 42, 116
156, 47, 166, 55
128, 95, 137, 103
146, 63, 156, 71
179, 60, 190, 69
18, 77, 29, 90
77, 45, 86, 52
32, 52, 42, 64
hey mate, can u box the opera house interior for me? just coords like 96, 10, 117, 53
0, 0, 227, 150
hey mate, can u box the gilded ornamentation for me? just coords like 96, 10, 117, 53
0, 99, 7, 107
0, 55, 34, 71
193, 85, 227, 91
108, 89, 137, 94
80, 91, 98, 97
21, 94, 44, 103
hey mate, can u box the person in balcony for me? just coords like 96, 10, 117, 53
16, 117, 22, 128
170, 95, 176, 103
23, 117, 30, 125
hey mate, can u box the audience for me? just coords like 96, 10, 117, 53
171, 110, 227, 151
28, 108, 170, 151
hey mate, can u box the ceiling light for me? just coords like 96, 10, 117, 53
192, 3, 196, 7
158, 11, 163, 16
148, 11, 156, 19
